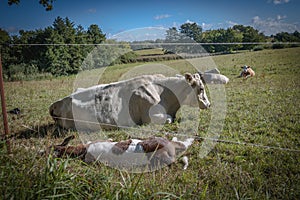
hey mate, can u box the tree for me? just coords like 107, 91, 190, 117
224, 28, 243, 52
180, 22, 202, 42
87, 24, 106, 44
233, 25, 266, 50
165, 27, 181, 42
43, 17, 78, 75
2, 16, 108, 79
0, 28, 11, 78
8, 0, 55, 11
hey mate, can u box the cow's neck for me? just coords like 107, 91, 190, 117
157, 77, 195, 115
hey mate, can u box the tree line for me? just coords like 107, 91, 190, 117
165, 23, 300, 53
0, 17, 299, 81
0, 17, 106, 80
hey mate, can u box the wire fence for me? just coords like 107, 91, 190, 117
1, 42, 299, 46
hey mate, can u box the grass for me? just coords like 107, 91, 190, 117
1, 47, 300, 199
134, 48, 165, 56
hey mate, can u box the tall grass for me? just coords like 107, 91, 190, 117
0, 47, 299, 199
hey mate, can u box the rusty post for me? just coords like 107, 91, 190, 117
0, 54, 10, 153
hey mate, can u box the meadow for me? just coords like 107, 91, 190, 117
0, 47, 299, 199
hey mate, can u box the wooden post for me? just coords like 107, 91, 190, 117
0, 54, 10, 153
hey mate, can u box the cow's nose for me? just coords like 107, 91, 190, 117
50, 106, 56, 116
205, 101, 211, 109
50, 106, 59, 120
50, 108, 54, 116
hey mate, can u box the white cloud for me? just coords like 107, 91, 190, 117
87, 8, 96, 13
185, 19, 196, 24
154, 14, 171, 20
201, 22, 213, 30
272, 0, 290, 5
226, 20, 238, 27
201, 20, 238, 31
251, 15, 299, 35
276, 15, 286, 20
110, 27, 167, 42
172, 21, 180, 28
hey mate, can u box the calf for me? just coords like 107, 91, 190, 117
240, 65, 255, 78
41, 135, 194, 171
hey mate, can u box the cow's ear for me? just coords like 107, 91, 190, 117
241, 66, 244, 68
247, 66, 251, 68
185, 73, 198, 87
184, 73, 194, 83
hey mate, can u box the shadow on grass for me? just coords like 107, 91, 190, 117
1, 123, 70, 140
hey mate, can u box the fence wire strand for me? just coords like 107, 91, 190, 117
1, 42, 300, 46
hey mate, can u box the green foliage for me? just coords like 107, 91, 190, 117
2, 17, 106, 79
8, 0, 55, 11
81, 40, 134, 70
252, 45, 264, 51
201, 28, 243, 53
272, 31, 300, 49
180, 22, 202, 42
164, 24, 269, 53
233, 25, 266, 50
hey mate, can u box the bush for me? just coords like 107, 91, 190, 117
253, 45, 264, 51
6, 63, 52, 81
113, 51, 139, 65
272, 43, 285, 49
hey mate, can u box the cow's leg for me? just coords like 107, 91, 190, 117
148, 149, 176, 170
150, 113, 173, 124
53, 144, 87, 158
182, 156, 189, 170
148, 104, 173, 124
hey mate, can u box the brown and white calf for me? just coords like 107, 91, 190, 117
240, 65, 255, 78
41, 135, 194, 171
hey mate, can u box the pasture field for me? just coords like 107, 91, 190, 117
134, 48, 165, 56
1, 47, 300, 199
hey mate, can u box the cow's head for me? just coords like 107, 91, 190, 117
184, 73, 210, 109
49, 96, 75, 129
241, 65, 250, 73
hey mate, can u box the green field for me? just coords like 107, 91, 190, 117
1, 47, 300, 199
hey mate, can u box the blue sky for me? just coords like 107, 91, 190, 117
1, 0, 299, 39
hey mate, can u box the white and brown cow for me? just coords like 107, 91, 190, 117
49, 73, 210, 131
240, 65, 255, 78
42, 135, 195, 171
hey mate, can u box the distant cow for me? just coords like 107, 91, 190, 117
49, 73, 210, 131
240, 65, 255, 78
41, 135, 195, 171
204, 68, 221, 74
197, 68, 229, 84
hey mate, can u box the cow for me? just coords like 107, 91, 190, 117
40, 135, 195, 171
197, 68, 229, 84
49, 73, 210, 131
204, 68, 221, 74
200, 72, 229, 84
240, 65, 255, 78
